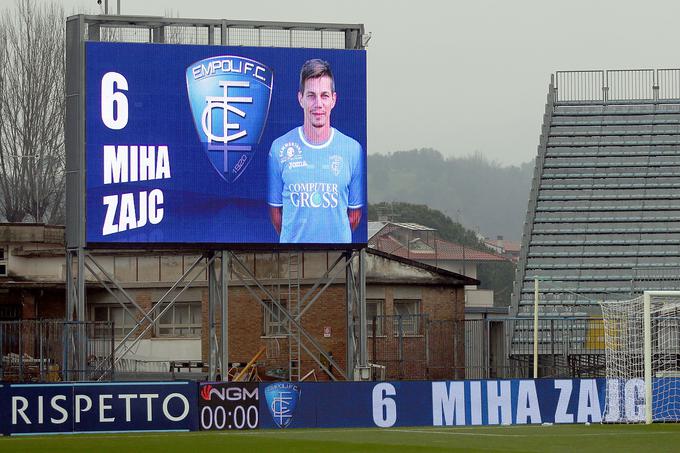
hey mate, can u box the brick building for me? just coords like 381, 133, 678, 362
0, 223, 475, 380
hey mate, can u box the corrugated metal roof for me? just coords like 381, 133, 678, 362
367, 221, 387, 239
388, 222, 436, 231
370, 234, 506, 262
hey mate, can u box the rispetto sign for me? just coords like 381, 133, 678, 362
82, 41, 367, 248
1, 382, 198, 435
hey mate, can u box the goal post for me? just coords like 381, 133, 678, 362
600, 291, 680, 424
643, 292, 652, 425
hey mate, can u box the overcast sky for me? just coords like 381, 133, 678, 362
59, 0, 680, 165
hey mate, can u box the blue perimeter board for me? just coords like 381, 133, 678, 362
0, 381, 198, 435
2, 379, 677, 434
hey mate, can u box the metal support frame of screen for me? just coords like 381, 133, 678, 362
64, 15, 369, 382
66, 15, 367, 251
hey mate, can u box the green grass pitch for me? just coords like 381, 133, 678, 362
2, 424, 680, 452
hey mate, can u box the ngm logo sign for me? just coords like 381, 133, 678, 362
186, 56, 273, 182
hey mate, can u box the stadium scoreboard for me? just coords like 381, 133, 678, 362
77, 41, 367, 248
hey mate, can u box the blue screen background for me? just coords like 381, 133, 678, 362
85, 42, 367, 246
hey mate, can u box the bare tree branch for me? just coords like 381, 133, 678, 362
0, 0, 65, 223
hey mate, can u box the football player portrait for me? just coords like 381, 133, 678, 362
267, 59, 364, 243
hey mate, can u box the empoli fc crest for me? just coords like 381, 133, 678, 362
264, 382, 301, 428
186, 55, 273, 182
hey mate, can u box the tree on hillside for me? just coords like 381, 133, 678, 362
0, 0, 65, 223
368, 149, 534, 240
369, 201, 487, 249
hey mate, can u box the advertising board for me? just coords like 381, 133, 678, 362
3, 378, 659, 435
198, 382, 259, 430
84, 42, 367, 248
0, 381, 198, 435
257, 379, 608, 429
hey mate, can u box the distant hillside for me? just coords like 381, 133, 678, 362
368, 201, 515, 307
368, 149, 534, 241
368, 202, 488, 250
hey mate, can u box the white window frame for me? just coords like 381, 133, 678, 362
263, 300, 287, 338
366, 299, 385, 337
393, 299, 422, 336
155, 301, 202, 338
0, 246, 7, 277
91, 304, 137, 338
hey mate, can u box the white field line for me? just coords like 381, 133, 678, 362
3, 426, 680, 442
391, 429, 526, 437
391, 428, 680, 438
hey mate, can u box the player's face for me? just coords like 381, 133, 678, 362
298, 75, 336, 129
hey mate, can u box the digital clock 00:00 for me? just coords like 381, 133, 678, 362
198, 383, 259, 430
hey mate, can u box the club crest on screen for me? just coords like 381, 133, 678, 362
264, 382, 301, 428
186, 55, 273, 182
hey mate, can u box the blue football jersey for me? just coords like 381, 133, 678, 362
268, 127, 364, 243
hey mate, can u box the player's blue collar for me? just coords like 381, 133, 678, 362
298, 127, 335, 149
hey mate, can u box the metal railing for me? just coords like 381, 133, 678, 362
505, 317, 605, 378
366, 315, 607, 381
555, 70, 605, 103
80, 15, 365, 50
0, 320, 113, 382
607, 69, 655, 101
554, 69, 680, 103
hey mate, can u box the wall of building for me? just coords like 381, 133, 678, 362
1, 234, 470, 380
202, 285, 349, 381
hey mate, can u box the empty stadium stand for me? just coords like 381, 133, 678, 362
513, 69, 680, 317
507, 70, 680, 376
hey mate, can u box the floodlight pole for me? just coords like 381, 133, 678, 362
102, 1, 121, 15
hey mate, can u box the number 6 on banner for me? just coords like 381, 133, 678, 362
101, 72, 128, 130
372, 383, 397, 427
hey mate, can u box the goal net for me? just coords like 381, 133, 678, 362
600, 291, 680, 423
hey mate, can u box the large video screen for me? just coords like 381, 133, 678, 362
85, 42, 366, 247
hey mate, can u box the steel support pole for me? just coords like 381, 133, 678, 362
66, 251, 75, 322
208, 251, 217, 381
230, 252, 346, 380
345, 252, 355, 380
77, 247, 86, 380
533, 277, 539, 379
65, 250, 76, 381
220, 251, 229, 381
358, 249, 368, 369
